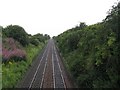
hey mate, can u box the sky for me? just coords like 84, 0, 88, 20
0, 0, 119, 37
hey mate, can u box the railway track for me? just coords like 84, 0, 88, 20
17, 39, 73, 88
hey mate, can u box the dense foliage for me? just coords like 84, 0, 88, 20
2, 25, 50, 63
2, 38, 26, 63
55, 2, 120, 88
29, 33, 50, 46
3, 25, 29, 46
2, 44, 44, 88
2, 24, 50, 88
2, 25, 50, 47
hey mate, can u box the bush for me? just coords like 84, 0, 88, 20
3, 25, 29, 46
2, 38, 26, 63
55, 2, 120, 88
30, 38, 39, 46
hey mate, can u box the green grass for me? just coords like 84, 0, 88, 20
2, 42, 45, 88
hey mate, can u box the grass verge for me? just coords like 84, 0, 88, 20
2, 42, 45, 88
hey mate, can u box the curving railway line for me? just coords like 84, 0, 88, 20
17, 39, 73, 89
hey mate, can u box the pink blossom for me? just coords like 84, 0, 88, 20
2, 38, 26, 62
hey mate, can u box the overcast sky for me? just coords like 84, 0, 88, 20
0, 0, 118, 37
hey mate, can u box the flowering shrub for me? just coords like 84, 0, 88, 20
2, 38, 26, 63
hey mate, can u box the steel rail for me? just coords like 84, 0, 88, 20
54, 45, 66, 88
52, 45, 55, 88
40, 43, 50, 88
28, 42, 49, 89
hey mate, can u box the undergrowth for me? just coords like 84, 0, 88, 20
2, 43, 45, 88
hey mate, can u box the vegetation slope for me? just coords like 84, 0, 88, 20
1, 25, 50, 88
54, 2, 120, 88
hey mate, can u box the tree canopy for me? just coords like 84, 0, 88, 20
54, 2, 120, 88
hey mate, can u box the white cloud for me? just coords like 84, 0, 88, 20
0, 0, 118, 37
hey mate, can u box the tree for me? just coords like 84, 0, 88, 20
3, 25, 29, 46
79, 22, 87, 29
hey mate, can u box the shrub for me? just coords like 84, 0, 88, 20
2, 38, 26, 63
3, 25, 29, 46
30, 38, 39, 46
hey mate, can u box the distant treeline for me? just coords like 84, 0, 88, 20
1, 25, 50, 63
54, 2, 120, 88
2, 25, 50, 46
